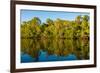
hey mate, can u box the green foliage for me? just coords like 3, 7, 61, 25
21, 15, 89, 39
21, 15, 90, 60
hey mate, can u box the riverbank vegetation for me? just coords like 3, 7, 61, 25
21, 15, 89, 39
21, 15, 90, 62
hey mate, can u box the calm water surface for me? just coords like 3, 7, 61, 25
21, 38, 89, 63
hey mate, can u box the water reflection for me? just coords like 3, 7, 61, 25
21, 38, 89, 63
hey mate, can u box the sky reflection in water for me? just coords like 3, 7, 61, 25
21, 38, 89, 63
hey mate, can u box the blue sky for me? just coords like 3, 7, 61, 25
21, 9, 90, 23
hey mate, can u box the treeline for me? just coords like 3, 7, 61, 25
21, 15, 89, 39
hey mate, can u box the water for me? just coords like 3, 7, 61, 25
21, 38, 89, 63
21, 51, 77, 63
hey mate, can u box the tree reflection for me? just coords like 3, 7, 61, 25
21, 38, 89, 62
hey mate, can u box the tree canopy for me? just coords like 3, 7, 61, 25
21, 15, 89, 39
